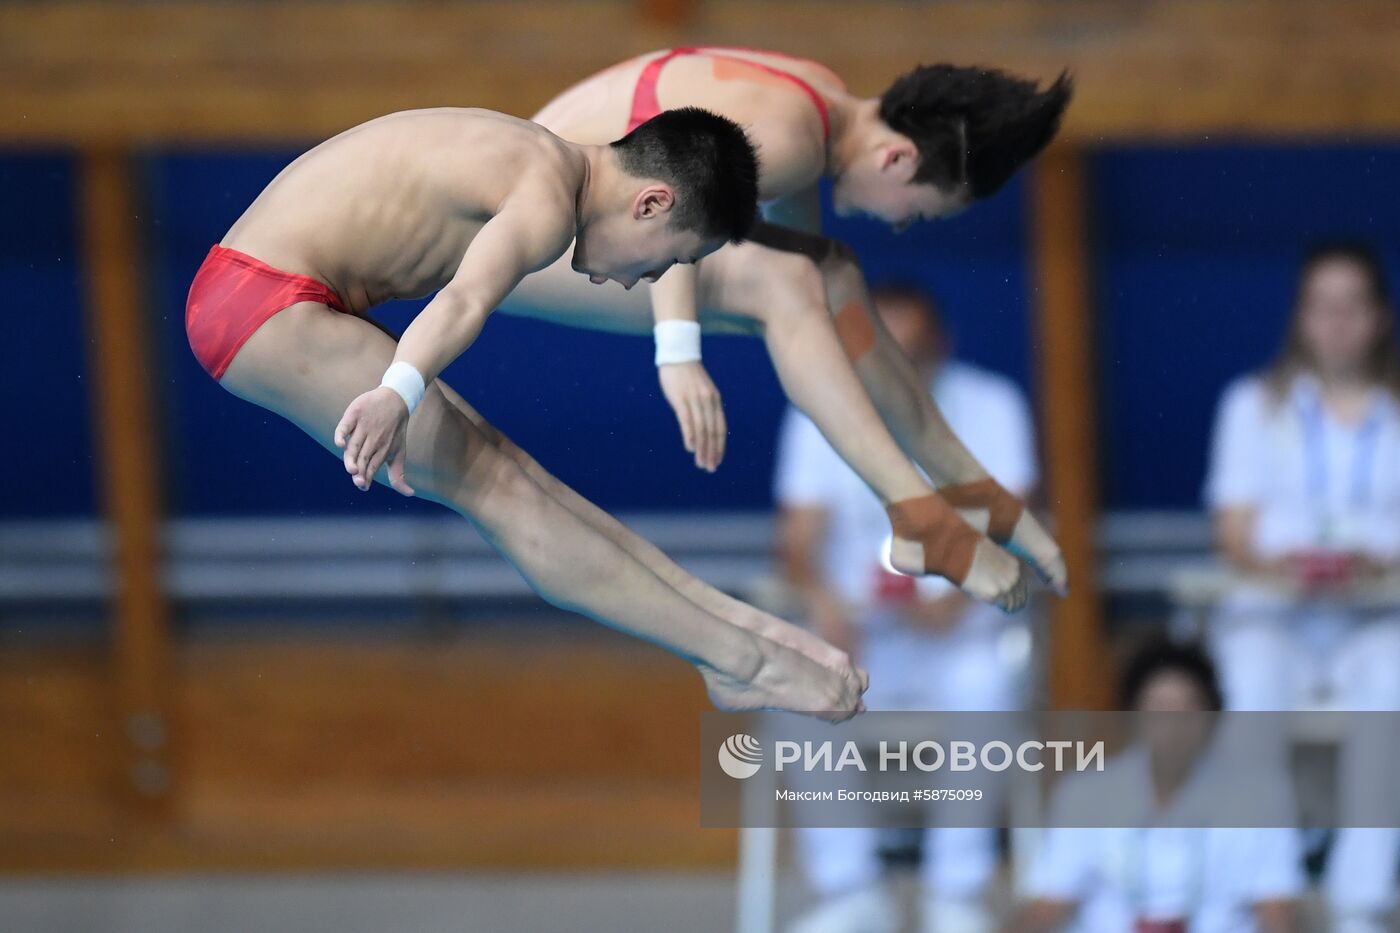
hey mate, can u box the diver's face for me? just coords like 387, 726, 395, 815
832, 144, 970, 231
571, 182, 713, 289
572, 219, 710, 290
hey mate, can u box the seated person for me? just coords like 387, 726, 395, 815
1203, 242, 1400, 930
1010, 641, 1306, 933
775, 283, 1039, 933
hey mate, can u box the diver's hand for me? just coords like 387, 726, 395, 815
334, 387, 415, 496
659, 361, 727, 472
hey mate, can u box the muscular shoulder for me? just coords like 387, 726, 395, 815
498, 149, 582, 264
467, 109, 579, 177
359, 107, 570, 185
454, 115, 581, 233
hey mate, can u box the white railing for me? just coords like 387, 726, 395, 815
0, 513, 775, 604
0, 510, 1216, 605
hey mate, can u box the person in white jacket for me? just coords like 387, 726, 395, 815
774, 283, 1038, 933
1203, 242, 1400, 933
1012, 641, 1306, 933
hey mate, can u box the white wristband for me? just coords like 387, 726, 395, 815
380, 361, 426, 414
654, 320, 702, 366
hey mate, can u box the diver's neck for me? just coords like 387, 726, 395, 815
827, 97, 880, 177
574, 144, 619, 231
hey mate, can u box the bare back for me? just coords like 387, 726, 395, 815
533, 49, 847, 202
222, 108, 582, 312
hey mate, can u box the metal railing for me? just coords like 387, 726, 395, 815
0, 510, 1217, 607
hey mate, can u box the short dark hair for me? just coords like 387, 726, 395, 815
878, 65, 1073, 199
1118, 640, 1224, 712
611, 107, 759, 243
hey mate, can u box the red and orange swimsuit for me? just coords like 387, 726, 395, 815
626, 46, 832, 138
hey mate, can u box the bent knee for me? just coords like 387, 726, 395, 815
818, 243, 869, 319
403, 387, 505, 501
744, 249, 829, 325
701, 241, 821, 318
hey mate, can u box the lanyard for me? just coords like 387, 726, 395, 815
1297, 392, 1384, 511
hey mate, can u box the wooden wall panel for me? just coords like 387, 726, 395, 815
0, 630, 733, 871
4, 1, 1400, 144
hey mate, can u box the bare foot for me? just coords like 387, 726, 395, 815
699, 635, 867, 722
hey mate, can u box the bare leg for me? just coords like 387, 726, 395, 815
429, 378, 854, 672
218, 302, 865, 720
503, 241, 1035, 608
503, 248, 945, 507
698, 244, 1027, 610
503, 242, 1007, 499
809, 237, 1067, 593
356, 308, 853, 670
728, 225, 1066, 594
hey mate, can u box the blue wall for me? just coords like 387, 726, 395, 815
8, 144, 1400, 518
2, 155, 93, 518
1093, 145, 1400, 508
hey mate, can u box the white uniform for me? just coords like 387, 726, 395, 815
1022, 746, 1307, 933
774, 361, 1037, 905
1204, 373, 1400, 920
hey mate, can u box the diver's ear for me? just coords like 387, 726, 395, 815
634, 185, 676, 220
880, 140, 919, 179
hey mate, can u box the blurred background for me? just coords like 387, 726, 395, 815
4, 1, 1400, 931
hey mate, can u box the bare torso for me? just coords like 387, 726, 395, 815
222, 108, 582, 312
533, 48, 848, 203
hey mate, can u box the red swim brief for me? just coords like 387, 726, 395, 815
185, 244, 351, 380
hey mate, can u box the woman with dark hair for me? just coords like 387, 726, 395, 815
1013, 641, 1305, 932
1204, 242, 1400, 933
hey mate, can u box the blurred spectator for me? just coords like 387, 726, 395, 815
1011, 641, 1306, 933
774, 284, 1037, 933
1203, 242, 1400, 931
